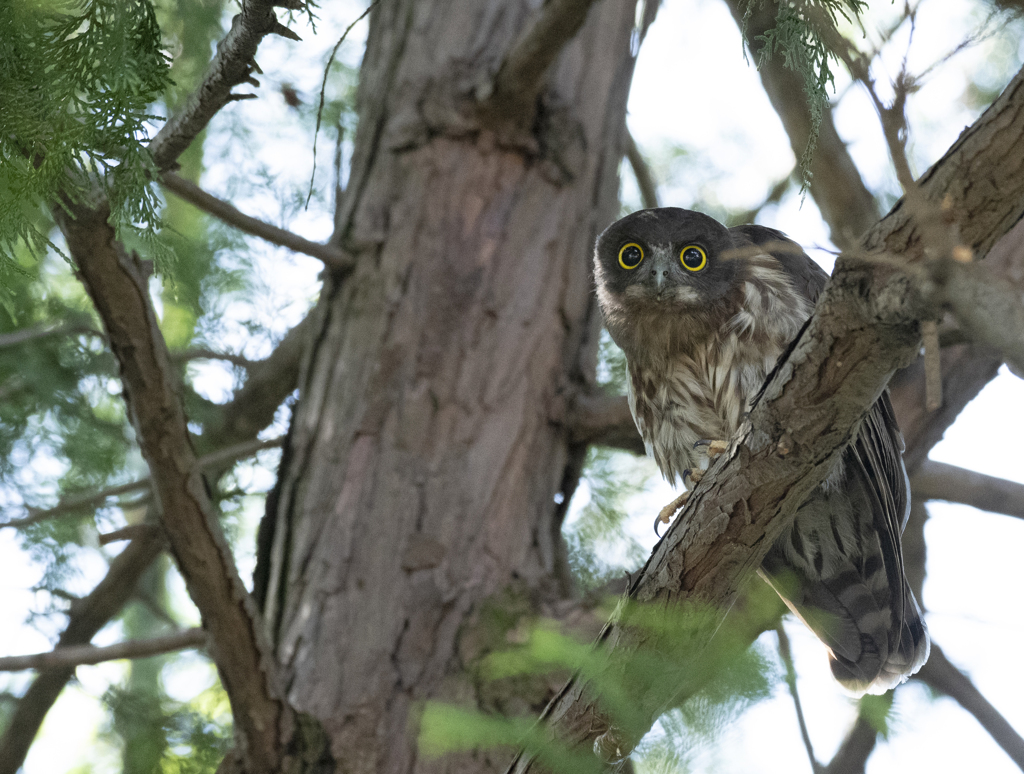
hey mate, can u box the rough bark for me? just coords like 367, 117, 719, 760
260, 2, 644, 772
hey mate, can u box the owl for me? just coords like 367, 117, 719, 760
593, 207, 930, 694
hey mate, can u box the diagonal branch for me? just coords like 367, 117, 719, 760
723, 0, 880, 250
0, 629, 206, 672
912, 460, 1024, 520
160, 172, 353, 270
478, 0, 601, 110
820, 713, 877, 774
148, 1, 303, 171
52, 196, 289, 774
510, 62, 1024, 771
0, 529, 165, 774
624, 129, 660, 210
916, 644, 1024, 769
776, 623, 822, 774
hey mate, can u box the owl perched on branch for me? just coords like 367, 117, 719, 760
593, 207, 930, 695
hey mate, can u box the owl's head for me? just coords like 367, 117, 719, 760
594, 208, 740, 315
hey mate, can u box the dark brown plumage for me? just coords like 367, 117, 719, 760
594, 207, 929, 694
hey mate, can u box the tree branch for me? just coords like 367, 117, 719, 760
566, 391, 644, 455
0, 629, 206, 672
0, 529, 165, 774
911, 460, 1024, 520
479, 0, 601, 110
723, 0, 880, 250
820, 713, 877, 774
916, 643, 1024, 769
53, 196, 289, 774
160, 172, 353, 270
510, 62, 1024, 771
2, 437, 282, 530
0, 319, 103, 349
148, 1, 303, 171
777, 623, 822, 774
624, 129, 660, 210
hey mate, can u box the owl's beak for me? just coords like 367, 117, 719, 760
650, 251, 673, 296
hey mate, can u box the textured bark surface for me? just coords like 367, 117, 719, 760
262, 3, 642, 772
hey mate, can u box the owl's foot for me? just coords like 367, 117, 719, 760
694, 439, 728, 458
654, 489, 691, 537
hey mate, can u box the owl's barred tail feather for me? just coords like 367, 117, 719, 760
826, 579, 930, 695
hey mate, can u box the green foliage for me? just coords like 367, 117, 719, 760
740, 0, 867, 188
420, 598, 778, 772
858, 690, 896, 739
563, 446, 650, 593
0, 0, 171, 272
102, 677, 231, 774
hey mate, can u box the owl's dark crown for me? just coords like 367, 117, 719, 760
594, 207, 741, 310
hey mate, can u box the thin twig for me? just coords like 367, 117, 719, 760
921, 320, 942, 410
624, 129, 659, 209
0, 629, 207, 672
148, 0, 303, 171
1, 436, 283, 530
308, 0, 381, 208
0, 528, 166, 774
168, 346, 256, 368
0, 321, 103, 350
777, 623, 822, 774
160, 172, 352, 270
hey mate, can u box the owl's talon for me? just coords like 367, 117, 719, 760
682, 468, 703, 488
654, 490, 691, 537
694, 438, 728, 458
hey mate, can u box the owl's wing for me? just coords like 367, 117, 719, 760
734, 224, 929, 692
729, 224, 828, 304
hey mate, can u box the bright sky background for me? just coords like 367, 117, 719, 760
2, 0, 1024, 771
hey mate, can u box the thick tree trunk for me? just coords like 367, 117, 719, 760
260, 3, 642, 771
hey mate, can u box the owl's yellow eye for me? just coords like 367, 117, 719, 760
618, 243, 644, 270
680, 245, 707, 272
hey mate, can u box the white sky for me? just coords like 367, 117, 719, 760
3, 0, 1023, 771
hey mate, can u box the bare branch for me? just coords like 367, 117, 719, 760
479, 0, 601, 109
912, 460, 1024, 520
52, 196, 289, 774
148, 1, 303, 171
160, 172, 353, 270
2, 436, 283, 530
0, 529, 165, 774
724, 0, 880, 250
777, 623, 822, 774
566, 391, 644, 455
821, 713, 877, 774
199, 314, 312, 456
510, 61, 1024, 771
99, 524, 163, 545
916, 644, 1024, 769
0, 629, 206, 672
169, 346, 256, 368
0, 320, 103, 350
624, 129, 660, 209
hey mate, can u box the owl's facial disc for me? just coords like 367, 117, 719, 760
595, 208, 740, 313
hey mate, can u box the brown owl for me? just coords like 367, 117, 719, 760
594, 207, 930, 694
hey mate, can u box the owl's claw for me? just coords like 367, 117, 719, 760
694, 439, 729, 458
654, 490, 691, 537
